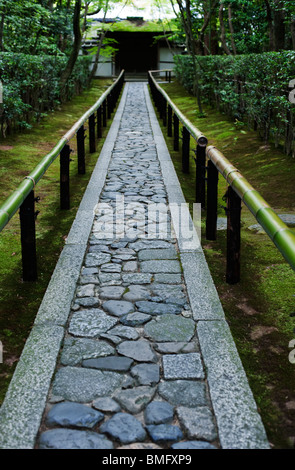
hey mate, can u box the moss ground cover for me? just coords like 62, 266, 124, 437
0, 78, 114, 404
157, 80, 295, 449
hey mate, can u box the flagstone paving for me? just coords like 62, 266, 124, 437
0, 82, 270, 450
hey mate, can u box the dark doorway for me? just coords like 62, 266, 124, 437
110, 32, 159, 75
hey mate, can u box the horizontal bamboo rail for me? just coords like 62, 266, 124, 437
148, 69, 295, 277
0, 70, 125, 233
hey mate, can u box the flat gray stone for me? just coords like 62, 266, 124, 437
99, 286, 125, 300
136, 301, 182, 315
100, 413, 146, 444
74, 297, 100, 308
120, 312, 152, 326
154, 273, 182, 284
150, 283, 184, 299
85, 252, 111, 267
129, 240, 172, 251
117, 339, 157, 362
99, 272, 121, 284
46, 402, 104, 428
123, 261, 138, 272
100, 263, 122, 273
39, 429, 113, 449
144, 314, 195, 342
113, 386, 156, 413
52, 367, 123, 402
92, 397, 121, 413
140, 260, 181, 273
131, 363, 160, 386
177, 406, 217, 441
144, 401, 174, 425
107, 325, 139, 340
60, 337, 115, 366
158, 380, 208, 407
123, 285, 151, 301
122, 273, 152, 284
154, 342, 192, 354
103, 300, 134, 316
76, 284, 96, 298
146, 424, 183, 443
162, 353, 204, 379
68, 309, 117, 338
82, 356, 133, 371
138, 248, 178, 261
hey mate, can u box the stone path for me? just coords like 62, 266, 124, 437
0, 83, 270, 450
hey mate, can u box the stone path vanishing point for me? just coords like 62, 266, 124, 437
0, 82, 270, 450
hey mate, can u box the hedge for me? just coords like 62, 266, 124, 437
0, 53, 92, 136
174, 52, 295, 156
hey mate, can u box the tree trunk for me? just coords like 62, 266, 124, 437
0, 12, 5, 52
273, 0, 285, 50
291, 19, 295, 50
264, 0, 275, 51
219, 3, 231, 55
59, 0, 82, 99
228, 3, 237, 55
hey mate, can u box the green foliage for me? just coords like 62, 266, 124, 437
174, 52, 295, 155
0, 53, 92, 135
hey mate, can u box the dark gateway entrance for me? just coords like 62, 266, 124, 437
110, 31, 161, 76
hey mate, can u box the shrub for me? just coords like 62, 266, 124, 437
174, 52, 295, 156
0, 53, 92, 136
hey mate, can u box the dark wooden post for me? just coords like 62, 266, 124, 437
206, 160, 219, 240
103, 100, 107, 127
226, 186, 241, 284
107, 93, 112, 118
60, 144, 71, 210
97, 106, 102, 139
77, 125, 86, 175
182, 127, 190, 174
162, 97, 167, 126
19, 190, 38, 281
89, 113, 96, 154
195, 144, 206, 208
173, 114, 179, 151
167, 105, 172, 137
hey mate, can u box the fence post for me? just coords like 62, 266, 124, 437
226, 186, 241, 284
167, 105, 172, 137
182, 127, 190, 174
107, 92, 112, 118
97, 107, 102, 139
19, 190, 38, 281
173, 114, 179, 151
162, 96, 167, 126
206, 160, 218, 240
89, 113, 96, 154
103, 100, 107, 127
77, 125, 86, 175
195, 144, 206, 208
60, 144, 71, 210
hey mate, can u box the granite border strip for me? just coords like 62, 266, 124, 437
0, 83, 129, 449
144, 83, 270, 449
